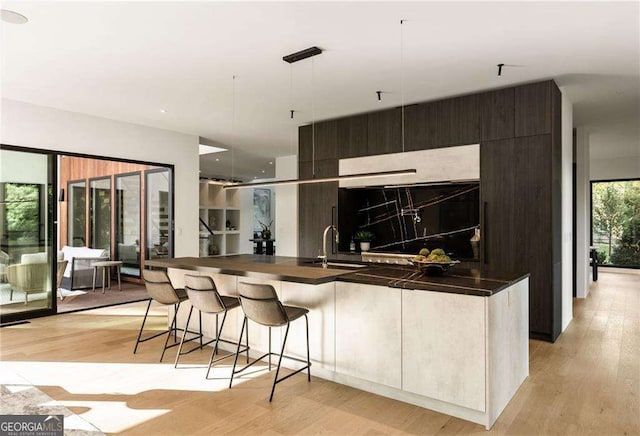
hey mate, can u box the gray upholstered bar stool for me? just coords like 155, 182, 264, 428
175, 275, 249, 377
229, 282, 311, 401
134, 269, 201, 362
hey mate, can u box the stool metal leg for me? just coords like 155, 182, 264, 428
160, 302, 181, 362
268, 327, 272, 370
206, 310, 227, 379
174, 305, 194, 368
245, 319, 250, 363
305, 314, 311, 382
269, 322, 291, 402
229, 316, 247, 389
133, 299, 153, 354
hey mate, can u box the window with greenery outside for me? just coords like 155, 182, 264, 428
592, 180, 640, 268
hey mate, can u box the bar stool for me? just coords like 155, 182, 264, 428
175, 275, 250, 378
134, 269, 201, 362
229, 282, 311, 401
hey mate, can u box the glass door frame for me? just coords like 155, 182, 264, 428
115, 171, 142, 278
0, 144, 58, 324
67, 178, 88, 247
88, 176, 113, 254
145, 168, 174, 260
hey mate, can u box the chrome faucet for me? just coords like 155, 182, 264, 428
319, 225, 339, 268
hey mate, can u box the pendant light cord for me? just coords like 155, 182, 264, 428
232, 75, 236, 182
311, 57, 316, 178
400, 19, 405, 153
290, 64, 295, 158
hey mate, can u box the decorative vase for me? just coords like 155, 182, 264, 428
262, 229, 271, 240
470, 228, 480, 259
360, 241, 371, 252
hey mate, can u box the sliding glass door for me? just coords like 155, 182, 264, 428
68, 180, 86, 247
115, 172, 141, 277
0, 147, 56, 321
146, 169, 172, 260
89, 177, 111, 252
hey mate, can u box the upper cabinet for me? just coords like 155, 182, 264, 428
514, 81, 552, 137
435, 94, 481, 146
337, 114, 368, 159
481, 88, 515, 141
298, 121, 338, 162
367, 108, 403, 155
404, 102, 438, 151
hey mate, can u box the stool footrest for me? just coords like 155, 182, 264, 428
232, 351, 311, 376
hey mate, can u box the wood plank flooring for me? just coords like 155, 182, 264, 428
0, 271, 638, 435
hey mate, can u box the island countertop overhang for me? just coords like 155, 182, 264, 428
147, 254, 529, 296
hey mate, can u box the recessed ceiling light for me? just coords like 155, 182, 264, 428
269, 161, 273, 165
160, 109, 167, 114
1, 9, 28, 24
262, 170, 265, 173
254, 176, 257, 179
215, 158, 220, 162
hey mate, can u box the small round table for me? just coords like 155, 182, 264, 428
92, 260, 123, 293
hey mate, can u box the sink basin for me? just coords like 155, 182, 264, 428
303, 260, 368, 269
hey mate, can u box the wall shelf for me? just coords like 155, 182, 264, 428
199, 181, 243, 257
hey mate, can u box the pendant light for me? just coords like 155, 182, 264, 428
224, 40, 416, 190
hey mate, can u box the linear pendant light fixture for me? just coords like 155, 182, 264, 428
224, 41, 416, 190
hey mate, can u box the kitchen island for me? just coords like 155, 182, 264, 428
147, 255, 529, 429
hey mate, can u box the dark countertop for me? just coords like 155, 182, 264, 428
147, 254, 528, 297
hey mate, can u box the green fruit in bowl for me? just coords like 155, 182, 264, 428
419, 248, 430, 256
413, 255, 426, 262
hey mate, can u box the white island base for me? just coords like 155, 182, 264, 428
167, 268, 529, 430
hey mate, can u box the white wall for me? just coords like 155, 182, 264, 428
590, 156, 640, 180
0, 98, 200, 257
560, 90, 573, 331
575, 127, 591, 298
274, 155, 298, 256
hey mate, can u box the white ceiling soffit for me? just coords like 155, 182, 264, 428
1, 1, 638, 170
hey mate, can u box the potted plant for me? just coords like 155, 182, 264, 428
355, 230, 375, 252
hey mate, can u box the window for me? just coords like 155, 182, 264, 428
591, 179, 640, 268
115, 173, 141, 277
68, 180, 86, 247
89, 177, 111, 251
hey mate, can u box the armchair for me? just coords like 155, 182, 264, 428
6, 253, 68, 304
60, 246, 108, 290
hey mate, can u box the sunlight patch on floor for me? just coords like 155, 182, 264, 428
42, 399, 168, 434
0, 360, 269, 395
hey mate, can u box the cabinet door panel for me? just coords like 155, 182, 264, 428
481, 88, 515, 141
298, 125, 313, 162
405, 102, 438, 151
335, 282, 402, 388
367, 108, 402, 155
481, 135, 554, 338
436, 94, 480, 146
338, 114, 368, 159
515, 81, 551, 137
403, 289, 486, 412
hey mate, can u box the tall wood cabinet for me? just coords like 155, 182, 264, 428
298, 79, 563, 341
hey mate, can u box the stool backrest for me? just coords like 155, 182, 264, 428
143, 269, 180, 305
184, 275, 226, 314
238, 282, 288, 327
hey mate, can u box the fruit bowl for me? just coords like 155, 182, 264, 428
408, 259, 460, 275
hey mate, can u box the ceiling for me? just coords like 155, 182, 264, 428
2, 1, 638, 179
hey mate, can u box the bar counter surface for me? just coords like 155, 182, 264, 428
146, 254, 528, 297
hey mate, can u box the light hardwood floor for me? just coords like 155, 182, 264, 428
0, 271, 638, 435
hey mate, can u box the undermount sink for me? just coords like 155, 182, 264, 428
304, 260, 368, 269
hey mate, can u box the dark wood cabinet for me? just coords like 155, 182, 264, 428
405, 103, 438, 151
481, 134, 560, 341
298, 121, 338, 162
367, 108, 402, 155
515, 81, 551, 137
298, 125, 313, 162
298, 159, 339, 258
297, 79, 563, 341
337, 114, 368, 159
481, 88, 515, 141
436, 94, 480, 146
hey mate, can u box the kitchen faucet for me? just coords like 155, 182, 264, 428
319, 225, 339, 268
